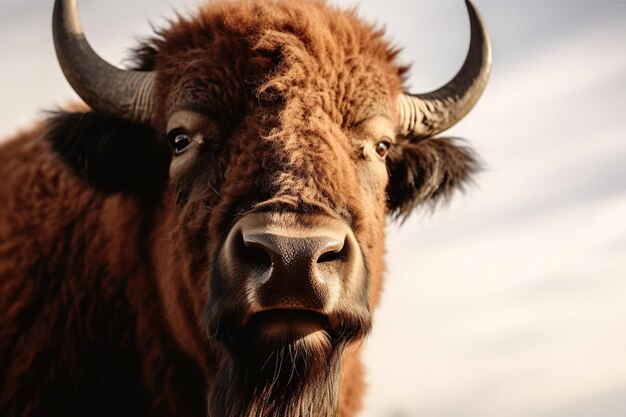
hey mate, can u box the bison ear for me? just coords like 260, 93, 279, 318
386, 137, 480, 219
45, 111, 171, 202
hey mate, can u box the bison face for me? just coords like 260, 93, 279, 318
49, 0, 490, 416
163, 105, 391, 416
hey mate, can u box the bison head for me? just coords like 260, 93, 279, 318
49, 0, 490, 416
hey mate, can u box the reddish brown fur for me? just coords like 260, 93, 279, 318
0, 128, 206, 416
0, 1, 478, 416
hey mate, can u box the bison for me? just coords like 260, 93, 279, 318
0, 0, 491, 416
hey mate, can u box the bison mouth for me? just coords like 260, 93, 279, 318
211, 306, 368, 352
213, 308, 334, 357
241, 308, 329, 340
246, 308, 328, 326
205, 302, 371, 417
207, 307, 349, 417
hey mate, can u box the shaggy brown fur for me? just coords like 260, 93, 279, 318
0, 1, 478, 416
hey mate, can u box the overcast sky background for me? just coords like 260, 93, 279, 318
1, 1, 625, 416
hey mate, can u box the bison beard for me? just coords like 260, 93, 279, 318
206, 307, 369, 417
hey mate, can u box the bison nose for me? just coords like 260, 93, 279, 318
239, 230, 346, 311
220, 213, 361, 313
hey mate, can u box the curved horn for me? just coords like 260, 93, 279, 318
53, 0, 155, 124
398, 0, 492, 138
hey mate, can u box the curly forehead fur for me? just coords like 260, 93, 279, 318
136, 0, 405, 120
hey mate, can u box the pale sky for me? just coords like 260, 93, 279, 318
1, 1, 625, 417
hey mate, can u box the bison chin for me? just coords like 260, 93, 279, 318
207, 310, 366, 417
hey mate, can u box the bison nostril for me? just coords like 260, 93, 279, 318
316, 246, 345, 264
316, 238, 346, 264
237, 233, 272, 269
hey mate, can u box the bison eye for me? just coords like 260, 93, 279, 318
375, 140, 391, 159
168, 130, 192, 155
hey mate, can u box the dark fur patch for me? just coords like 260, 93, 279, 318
386, 137, 480, 219
44, 111, 171, 202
